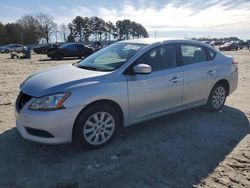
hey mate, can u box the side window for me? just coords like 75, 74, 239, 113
180, 44, 207, 65
136, 44, 177, 72
206, 48, 217, 60
65, 44, 78, 51
77, 44, 85, 51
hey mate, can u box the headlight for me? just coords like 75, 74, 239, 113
29, 93, 71, 110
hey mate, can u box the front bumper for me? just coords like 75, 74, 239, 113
15, 104, 83, 145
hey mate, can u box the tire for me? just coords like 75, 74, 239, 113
207, 83, 227, 112
55, 54, 63, 60
74, 104, 121, 149
41, 50, 46, 54
5, 49, 9, 53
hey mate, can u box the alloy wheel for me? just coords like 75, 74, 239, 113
83, 112, 115, 145
212, 86, 226, 109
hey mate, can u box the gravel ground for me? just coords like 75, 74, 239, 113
0, 50, 249, 188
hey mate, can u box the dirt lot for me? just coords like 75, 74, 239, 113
0, 50, 249, 188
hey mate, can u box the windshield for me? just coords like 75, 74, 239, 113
75, 43, 146, 71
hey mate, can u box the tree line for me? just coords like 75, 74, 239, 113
68, 16, 148, 42
0, 14, 148, 45
0, 14, 57, 45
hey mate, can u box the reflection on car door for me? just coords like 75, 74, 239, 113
76, 44, 86, 57
179, 43, 217, 106
65, 44, 78, 57
127, 44, 183, 123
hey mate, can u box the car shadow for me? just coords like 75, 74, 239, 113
0, 105, 249, 187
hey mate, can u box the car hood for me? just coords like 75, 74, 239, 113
21, 64, 110, 97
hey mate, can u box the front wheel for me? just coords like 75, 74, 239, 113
207, 83, 227, 112
55, 54, 63, 60
74, 104, 120, 149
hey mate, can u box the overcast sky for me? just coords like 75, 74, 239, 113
0, 0, 250, 39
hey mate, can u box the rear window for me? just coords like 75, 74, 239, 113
61, 44, 78, 51
206, 48, 217, 60
180, 44, 207, 65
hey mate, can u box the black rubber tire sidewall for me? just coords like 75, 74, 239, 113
207, 83, 227, 112
74, 104, 120, 149
56, 53, 63, 60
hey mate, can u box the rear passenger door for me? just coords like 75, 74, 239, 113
178, 43, 217, 106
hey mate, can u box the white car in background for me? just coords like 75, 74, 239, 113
1, 44, 24, 53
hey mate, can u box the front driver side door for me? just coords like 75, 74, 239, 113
126, 44, 183, 124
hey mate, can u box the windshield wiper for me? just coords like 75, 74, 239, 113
77, 65, 98, 71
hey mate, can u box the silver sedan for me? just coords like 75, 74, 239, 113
15, 38, 238, 148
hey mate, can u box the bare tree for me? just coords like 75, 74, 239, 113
59, 23, 70, 42
17, 14, 40, 44
36, 13, 57, 43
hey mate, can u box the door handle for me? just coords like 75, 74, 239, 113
207, 70, 216, 76
170, 77, 181, 83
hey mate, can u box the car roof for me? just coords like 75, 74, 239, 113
118, 38, 206, 45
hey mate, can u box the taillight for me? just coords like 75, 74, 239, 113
232, 60, 239, 70
232, 61, 239, 65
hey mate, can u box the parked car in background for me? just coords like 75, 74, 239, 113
47, 43, 94, 60
202, 41, 213, 46
92, 41, 103, 51
1, 44, 25, 53
211, 41, 223, 46
33, 43, 61, 54
219, 42, 239, 51
237, 40, 250, 49
15, 38, 238, 148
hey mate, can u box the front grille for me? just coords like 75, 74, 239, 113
25, 127, 54, 138
16, 92, 33, 113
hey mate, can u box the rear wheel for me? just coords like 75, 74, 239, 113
207, 83, 227, 112
74, 104, 120, 149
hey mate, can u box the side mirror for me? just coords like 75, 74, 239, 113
133, 64, 152, 74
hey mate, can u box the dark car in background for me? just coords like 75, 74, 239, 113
201, 41, 213, 46
219, 42, 239, 51
237, 40, 250, 49
47, 43, 94, 60
211, 41, 223, 46
33, 43, 61, 54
